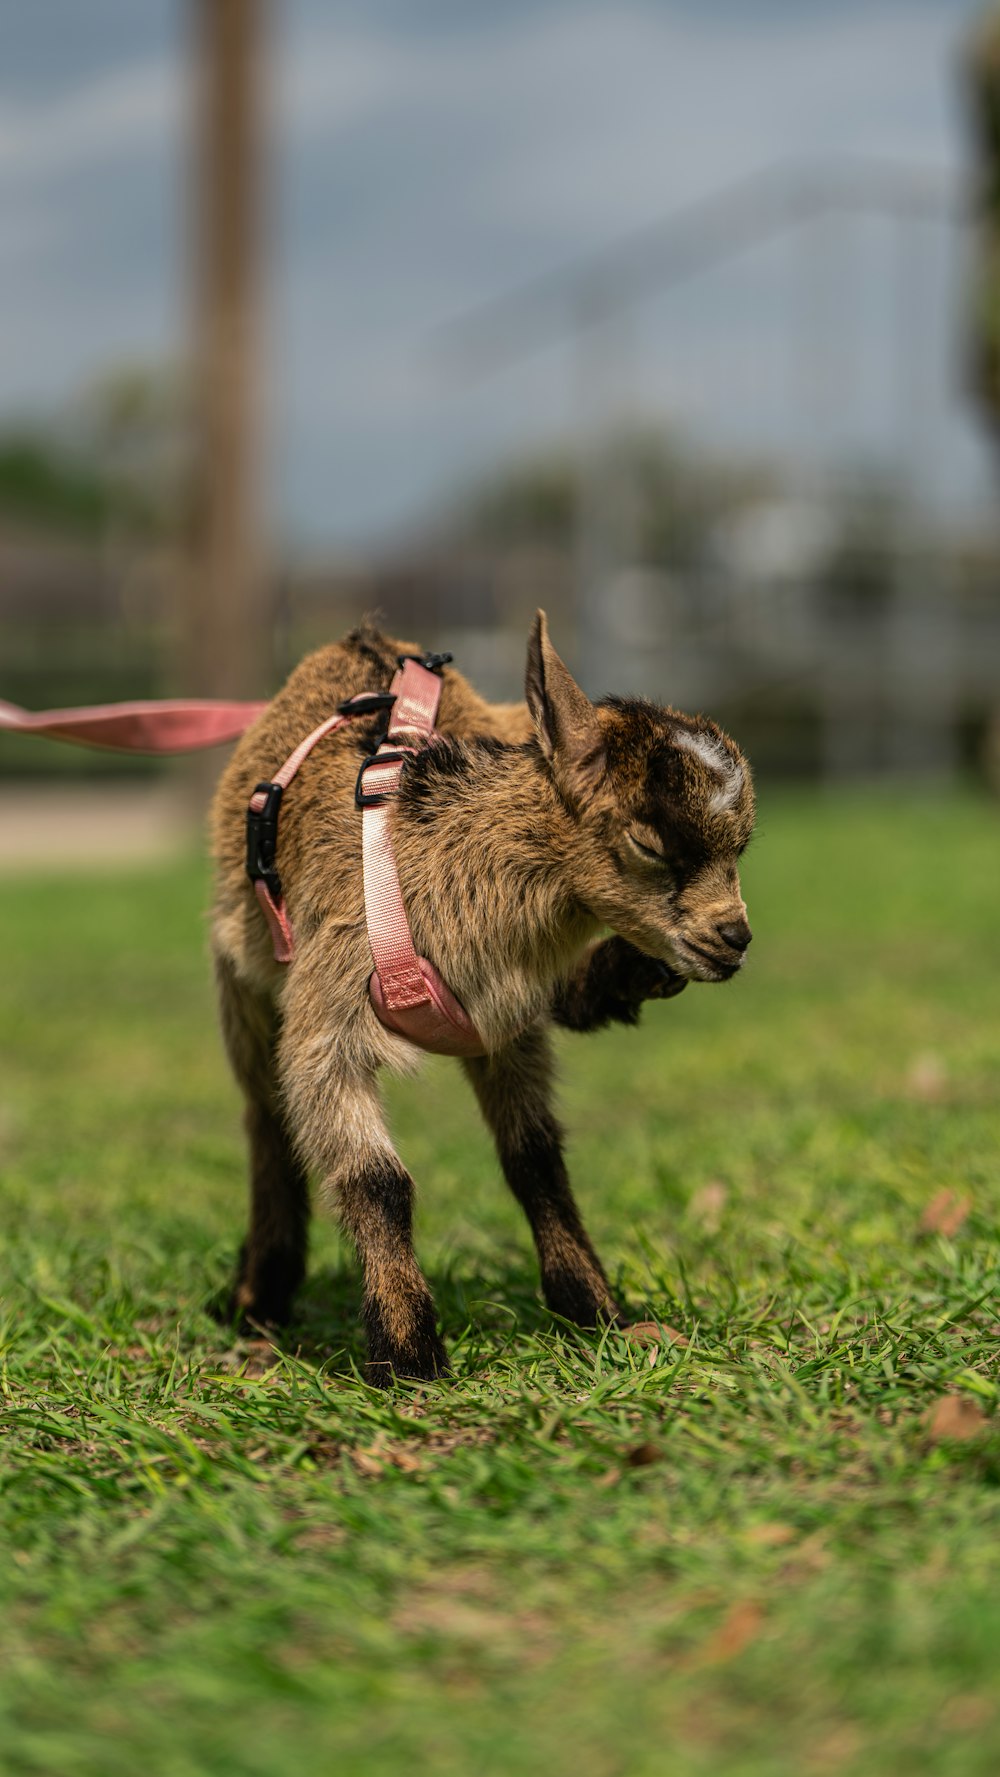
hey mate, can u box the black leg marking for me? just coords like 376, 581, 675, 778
339, 1157, 449, 1387
464, 1029, 620, 1329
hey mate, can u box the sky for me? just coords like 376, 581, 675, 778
0, 0, 992, 548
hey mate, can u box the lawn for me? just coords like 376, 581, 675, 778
1, 789, 998, 1777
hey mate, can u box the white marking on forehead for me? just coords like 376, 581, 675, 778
672, 726, 744, 813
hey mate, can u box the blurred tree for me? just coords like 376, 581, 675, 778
73, 364, 189, 509
0, 430, 152, 538
0, 363, 186, 540
458, 426, 775, 569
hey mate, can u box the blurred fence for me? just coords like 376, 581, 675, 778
2, 159, 998, 785
4, 507, 997, 787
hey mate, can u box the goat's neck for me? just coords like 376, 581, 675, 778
393, 745, 599, 1045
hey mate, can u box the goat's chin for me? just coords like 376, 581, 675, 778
623, 931, 712, 981
671, 936, 744, 983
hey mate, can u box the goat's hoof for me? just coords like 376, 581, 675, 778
364, 1342, 451, 1389
219, 1276, 298, 1335
222, 1242, 304, 1331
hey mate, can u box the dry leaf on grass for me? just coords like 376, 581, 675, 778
393, 1592, 551, 1651
696, 1599, 765, 1665
351, 1448, 387, 1478
906, 1052, 948, 1101
938, 1694, 996, 1733
353, 1445, 422, 1476
596, 1441, 663, 1486
621, 1321, 689, 1349
690, 1180, 728, 1231
626, 1441, 663, 1469
350, 1434, 458, 1478
807, 1724, 863, 1771
924, 1394, 988, 1444
919, 1189, 971, 1239
745, 1522, 797, 1549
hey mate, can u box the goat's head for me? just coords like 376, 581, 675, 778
526, 611, 755, 982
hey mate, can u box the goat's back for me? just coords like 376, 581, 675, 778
209, 627, 531, 991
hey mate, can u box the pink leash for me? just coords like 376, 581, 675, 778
0, 696, 265, 752
3, 663, 485, 1058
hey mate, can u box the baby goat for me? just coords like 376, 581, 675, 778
210, 613, 754, 1382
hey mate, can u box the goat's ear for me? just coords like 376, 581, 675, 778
525, 610, 605, 804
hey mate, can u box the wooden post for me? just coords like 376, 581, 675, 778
185, 0, 270, 740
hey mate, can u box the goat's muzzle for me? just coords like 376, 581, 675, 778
673, 921, 752, 981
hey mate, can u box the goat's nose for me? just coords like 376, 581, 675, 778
716, 917, 752, 953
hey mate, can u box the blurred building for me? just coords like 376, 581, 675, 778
1, 9, 998, 790
3, 154, 998, 787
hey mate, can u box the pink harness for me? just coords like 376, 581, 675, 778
0, 655, 485, 1058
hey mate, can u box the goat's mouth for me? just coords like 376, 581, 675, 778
672, 936, 745, 983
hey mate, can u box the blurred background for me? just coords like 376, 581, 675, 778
1, 0, 999, 856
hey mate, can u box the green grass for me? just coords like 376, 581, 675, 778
1, 788, 998, 1777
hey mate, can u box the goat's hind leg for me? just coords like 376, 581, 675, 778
464, 1026, 621, 1329
215, 952, 310, 1326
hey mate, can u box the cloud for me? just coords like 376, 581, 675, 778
0, 0, 988, 541
0, 59, 179, 181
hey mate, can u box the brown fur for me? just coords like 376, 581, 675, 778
210, 613, 754, 1382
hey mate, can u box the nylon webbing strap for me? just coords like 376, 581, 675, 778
0, 696, 266, 753
247, 701, 370, 963
361, 660, 442, 1010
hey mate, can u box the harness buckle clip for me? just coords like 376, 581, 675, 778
337, 691, 397, 718
396, 651, 453, 675
355, 749, 410, 809
246, 780, 284, 900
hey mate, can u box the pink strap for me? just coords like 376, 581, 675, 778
0, 696, 266, 753
253, 878, 295, 964
363, 753, 425, 1005
260, 709, 351, 794
246, 702, 368, 966
360, 660, 485, 1056
361, 660, 443, 1008
368, 958, 485, 1058
246, 694, 381, 814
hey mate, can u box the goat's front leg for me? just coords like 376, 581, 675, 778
550, 935, 687, 1033
463, 1027, 620, 1329
279, 1021, 448, 1386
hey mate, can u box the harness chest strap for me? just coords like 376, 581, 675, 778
248, 656, 485, 1058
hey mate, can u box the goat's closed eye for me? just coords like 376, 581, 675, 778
626, 830, 670, 867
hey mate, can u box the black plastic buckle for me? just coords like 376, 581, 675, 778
337, 691, 397, 718
396, 650, 453, 675
246, 780, 284, 899
355, 750, 409, 809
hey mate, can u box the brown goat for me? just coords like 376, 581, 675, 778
209, 612, 754, 1383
